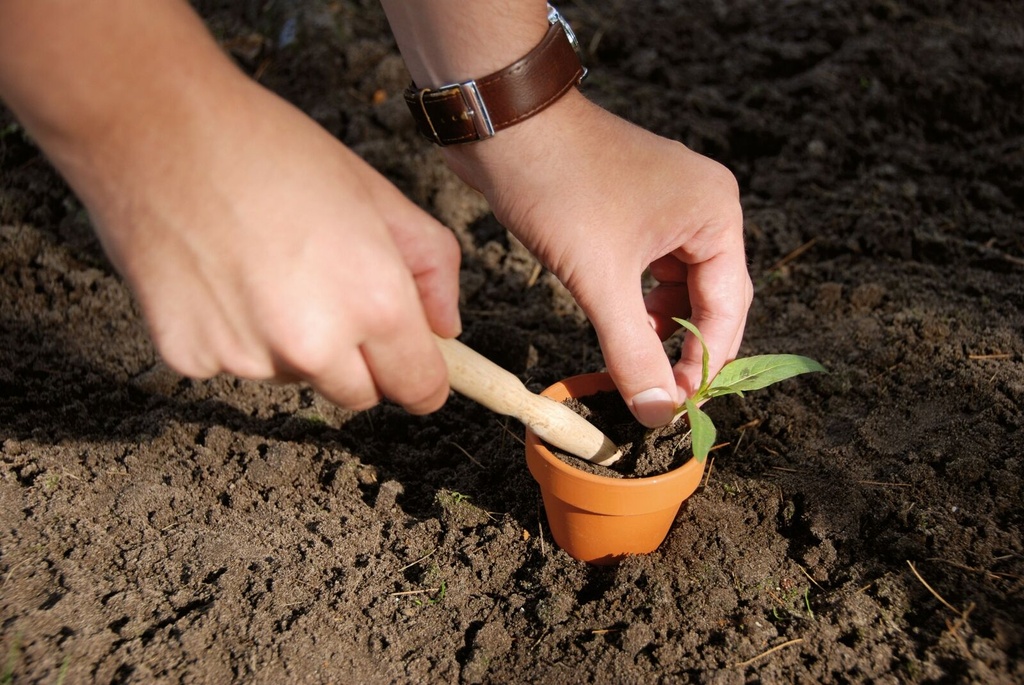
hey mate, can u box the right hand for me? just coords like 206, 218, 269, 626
71, 79, 462, 414
442, 92, 752, 426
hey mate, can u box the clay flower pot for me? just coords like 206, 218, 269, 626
525, 373, 706, 565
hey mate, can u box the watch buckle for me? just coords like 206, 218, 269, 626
454, 80, 496, 141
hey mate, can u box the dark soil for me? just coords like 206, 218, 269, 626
555, 393, 692, 478
2, 1, 1023, 683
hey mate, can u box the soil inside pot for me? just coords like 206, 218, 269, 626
550, 391, 693, 478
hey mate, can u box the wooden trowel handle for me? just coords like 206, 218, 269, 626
434, 336, 621, 466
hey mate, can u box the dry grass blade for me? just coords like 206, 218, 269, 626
734, 638, 805, 668
767, 237, 818, 273
797, 563, 824, 591
452, 442, 484, 468
944, 602, 976, 658
390, 588, 439, 597
2, 558, 31, 589
927, 557, 1023, 582
537, 503, 546, 556
531, 628, 549, 650
732, 418, 761, 455
700, 456, 716, 490
907, 560, 960, 613
397, 548, 436, 574
526, 262, 543, 288
495, 418, 526, 446
764, 588, 786, 608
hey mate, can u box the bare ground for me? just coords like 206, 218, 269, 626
2, 1, 1022, 682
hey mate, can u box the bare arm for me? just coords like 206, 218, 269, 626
380, 1, 548, 88
0, 1, 236, 206
0, 0, 462, 414
381, 1, 753, 427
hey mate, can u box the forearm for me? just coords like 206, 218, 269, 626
380, 0, 548, 88
0, 0, 243, 198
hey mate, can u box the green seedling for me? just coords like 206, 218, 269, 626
673, 318, 825, 463
1, 634, 20, 685
413, 581, 447, 606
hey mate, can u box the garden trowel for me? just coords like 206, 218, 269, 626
434, 335, 621, 466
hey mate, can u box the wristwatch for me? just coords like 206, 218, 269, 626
404, 4, 587, 146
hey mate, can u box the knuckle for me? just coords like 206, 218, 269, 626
273, 331, 335, 379
265, 309, 356, 379
399, 367, 450, 414
706, 159, 741, 199
314, 366, 383, 412
148, 323, 213, 379
358, 294, 409, 338
344, 391, 382, 413
156, 341, 218, 380
437, 230, 462, 271
222, 352, 276, 380
316, 382, 382, 413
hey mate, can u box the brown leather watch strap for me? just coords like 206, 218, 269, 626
404, 20, 585, 146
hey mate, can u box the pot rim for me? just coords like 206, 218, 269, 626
526, 372, 704, 488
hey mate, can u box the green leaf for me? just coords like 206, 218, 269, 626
673, 318, 710, 396
684, 399, 716, 464
707, 354, 826, 398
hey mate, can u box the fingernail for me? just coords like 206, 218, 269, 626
630, 387, 676, 428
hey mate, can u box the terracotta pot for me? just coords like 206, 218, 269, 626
525, 373, 706, 565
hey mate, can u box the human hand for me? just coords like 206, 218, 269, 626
0, 1, 463, 415
442, 91, 752, 427
67, 80, 462, 414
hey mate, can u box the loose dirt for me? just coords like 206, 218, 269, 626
2, 1, 1022, 683
555, 392, 692, 478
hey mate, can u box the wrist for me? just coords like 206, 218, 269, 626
438, 88, 598, 195
400, 4, 586, 147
